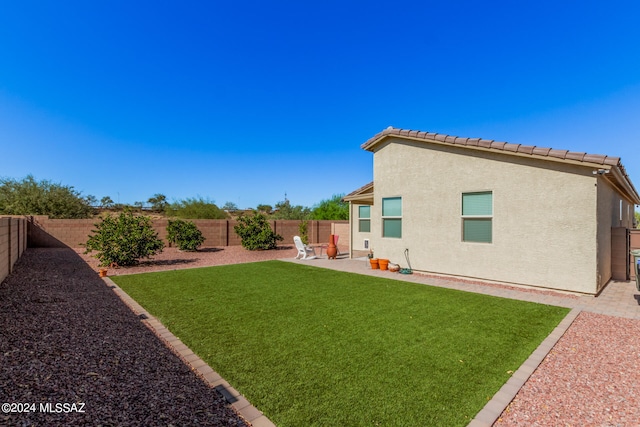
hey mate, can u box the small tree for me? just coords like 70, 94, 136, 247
311, 194, 348, 220
148, 193, 168, 213
256, 204, 273, 214
165, 197, 228, 219
298, 220, 309, 244
271, 199, 311, 220
234, 212, 283, 250
167, 219, 205, 251
0, 175, 93, 219
84, 210, 165, 267
100, 196, 114, 208
222, 201, 239, 212
84, 195, 98, 207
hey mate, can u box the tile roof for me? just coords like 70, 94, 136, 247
343, 181, 373, 200
359, 126, 640, 204
362, 126, 620, 166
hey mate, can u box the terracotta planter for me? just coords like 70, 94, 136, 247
370, 258, 379, 269
99, 268, 108, 278
378, 259, 389, 271
326, 234, 338, 260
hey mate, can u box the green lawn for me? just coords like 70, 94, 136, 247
112, 261, 569, 426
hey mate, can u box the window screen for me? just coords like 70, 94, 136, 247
462, 192, 492, 243
382, 197, 402, 238
358, 205, 371, 233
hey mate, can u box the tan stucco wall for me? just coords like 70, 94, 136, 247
596, 177, 636, 289
370, 138, 601, 293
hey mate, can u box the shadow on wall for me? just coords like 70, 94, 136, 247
28, 216, 93, 248
0, 217, 29, 283
28, 217, 71, 248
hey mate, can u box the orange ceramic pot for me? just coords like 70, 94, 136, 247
99, 268, 108, 277
370, 258, 379, 269
327, 234, 337, 259
378, 259, 389, 270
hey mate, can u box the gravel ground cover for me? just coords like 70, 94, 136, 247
496, 311, 640, 426
0, 248, 250, 427
76, 245, 301, 276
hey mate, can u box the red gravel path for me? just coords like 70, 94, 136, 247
76, 245, 300, 276
496, 311, 640, 426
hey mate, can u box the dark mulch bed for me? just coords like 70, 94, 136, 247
0, 248, 249, 427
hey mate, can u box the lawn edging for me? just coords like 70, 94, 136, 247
101, 276, 275, 427
468, 307, 582, 427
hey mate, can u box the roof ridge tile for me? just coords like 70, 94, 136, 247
504, 143, 521, 153
565, 151, 587, 162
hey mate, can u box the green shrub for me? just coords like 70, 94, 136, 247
310, 194, 348, 220
270, 199, 311, 220
167, 219, 205, 251
298, 220, 309, 244
165, 197, 228, 219
84, 210, 165, 267
0, 175, 93, 219
234, 212, 283, 250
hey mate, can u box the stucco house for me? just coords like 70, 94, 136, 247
345, 127, 640, 294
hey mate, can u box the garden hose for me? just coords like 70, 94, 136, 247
399, 248, 413, 274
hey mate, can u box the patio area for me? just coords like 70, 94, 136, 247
288, 255, 640, 319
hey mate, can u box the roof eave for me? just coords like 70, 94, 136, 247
343, 181, 374, 204
607, 166, 640, 205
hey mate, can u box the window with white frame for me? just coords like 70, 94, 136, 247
358, 205, 371, 233
462, 191, 492, 243
382, 197, 402, 238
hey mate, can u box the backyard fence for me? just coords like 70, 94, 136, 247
8, 217, 640, 283
612, 227, 640, 282
631, 229, 640, 281
26, 216, 349, 250
0, 217, 28, 284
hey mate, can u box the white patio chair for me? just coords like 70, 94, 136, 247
294, 236, 317, 260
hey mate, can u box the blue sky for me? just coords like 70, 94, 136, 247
1, 1, 639, 209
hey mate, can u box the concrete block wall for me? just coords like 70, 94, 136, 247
0, 219, 9, 282
631, 229, 640, 281
27, 216, 349, 250
331, 222, 350, 250
1, 217, 28, 284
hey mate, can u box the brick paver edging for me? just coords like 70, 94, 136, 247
467, 308, 582, 427
101, 276, 275, 427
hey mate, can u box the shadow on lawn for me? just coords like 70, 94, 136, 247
135, 247, 224, 267
137, 258, 199, 267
